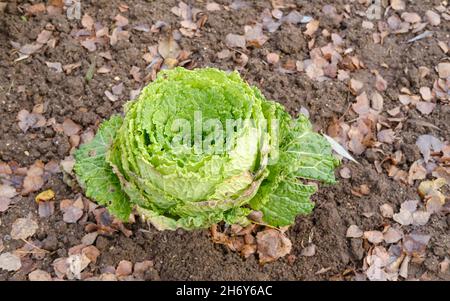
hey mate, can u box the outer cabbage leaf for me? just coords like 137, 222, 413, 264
73, 116, 132, 220
250, 105, 340, 227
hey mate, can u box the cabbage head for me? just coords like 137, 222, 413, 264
74, 67, 339, 230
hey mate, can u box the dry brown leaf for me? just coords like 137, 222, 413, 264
364, 231, 384, 244
28, 269, 52, 281
22, 161, 45, 195
379, 204, 394, 218
116, 260, 133, 277
418, 178, 447, 205
401, 12, 421, 23
407, 160, 427, 185
81, 14, 94, 30
62, 118, 81, 136
206, 2, 221, 11
36, 30, 52, 44
349, 78, 364, 94
225, 33, 246, 49
416, 102, 435, 115
10, 218, 38, 240
383, 227, 403, 244
17, 109, 46, 133
391, 0, 405, 11
437, 62, 450, 78
425, 10, 441, 26
38, 201, 55, 218
304, 20, 320, 36
416, 134, 443, 162
26, 3, 46, 15
377, 129, 395, 144
114, 14, 129, 27
352, 92, 370, 115
371, 91, 384, 111
0, 252, 22, 272
346, 225, 363, 238
256, 229, 292, 264
244, 24, 268, 47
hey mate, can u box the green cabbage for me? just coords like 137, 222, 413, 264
74, 67, 339, 230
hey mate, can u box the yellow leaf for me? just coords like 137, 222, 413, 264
35, 189, 55, 203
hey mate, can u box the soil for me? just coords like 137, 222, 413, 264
0, 0, 449, 281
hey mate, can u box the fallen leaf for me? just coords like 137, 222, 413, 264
29, 269, 52, 281
346, 225, 363, 238
304, 20, 320, 36
375, 73, 388, 91
412, 211, 431, 226
19, 43, 43, 55
63, 62, 82, 74
38, 201, 55, 218
67, 254, 90, 280
81, 232, 98, 246
256, 229, 292, 264
17, 109, 46, 133
352, 92, 370, 115
380, 204, 394, 218
35, 189, 55, 203
401, 12, 421, 23
393, 209, 413, 226
206, 2, 221, 11
129, 66, 142, 82
63, 206, 83, 223
11, 218, 38, 240
416, 102, 435, 115
391, 0, 405, 11
0, 197, 11, 213
26, 3, 46, 15
81, 14, 94, 30
225, 33, 246, 49
22, 161, 45, 195
437, 62, 450, 78
419, 87, 433, 101
81, 39, 96, 52
82, 245, 100, 263
133, 24, 150, 32
403, 233, 430, 257
0, 184, 17, 199
383, 227, 403, 244
377, 129, 395, 144
364, 231, 384, 244
0, 252, 22, 272
116, 260, 133, 277
371, 92, 384, 111
425, 10, 441, 26
416, 135, 443, 162
244, 24, 268, 47
418, 178, 447, 204
114, 14, 129, 27
350, 78, 364, 94
62, 118, 81, 136
36, 30, 52, 44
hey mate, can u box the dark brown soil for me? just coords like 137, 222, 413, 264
0, 0, 449, 281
